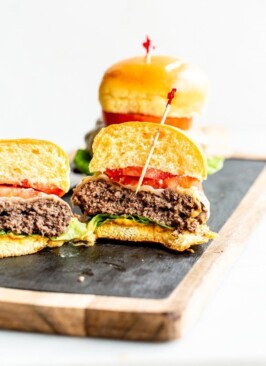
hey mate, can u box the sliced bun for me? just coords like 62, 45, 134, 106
99, 56, 209, 118
95, 219, 216, 252
0, 233, 64, 258
90, 122, 207, 180
0, 139, 70, 196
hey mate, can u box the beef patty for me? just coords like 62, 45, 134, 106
72, 179, 208, 233
0, 197, 72, 237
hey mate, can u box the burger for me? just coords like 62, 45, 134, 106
72, 122, 216, 251
99, 56, 209, 130
0, 139, 94, 258
74, 55, 224, 177
76, 55, 210, 171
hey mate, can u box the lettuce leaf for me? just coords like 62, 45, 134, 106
207, 156, 224, 175
0, 230, 28, 238
88, 214, 173, 231
73, 149, 92, 175
51, 217, 93, 242
0, 218, 94, 242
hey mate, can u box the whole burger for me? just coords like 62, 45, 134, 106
99, 55, 209, 130
75, 49, 223, 177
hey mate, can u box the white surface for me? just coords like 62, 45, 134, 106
0, 216, 266, 366
0, 0, 266, 152
0, 1, 266, 365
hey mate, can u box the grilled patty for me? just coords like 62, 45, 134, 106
72, 179, 207, 233
0, 197, 72, 237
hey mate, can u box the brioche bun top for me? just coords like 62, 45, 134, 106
99, 56, 209, 118
0, 139, 70, 196
90, 122, 207, 181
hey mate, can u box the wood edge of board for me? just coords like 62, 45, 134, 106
230, 152, 266, 160
0, 167, 265, 341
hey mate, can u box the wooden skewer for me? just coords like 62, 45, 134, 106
136, 89, 176, 193
145, 52, 151, 64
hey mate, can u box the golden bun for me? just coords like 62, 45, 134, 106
90, 122, 207, 180
0, 139, 70, 196
95, 218, 216, 252
99, 56, 209, 118
0, 233, 64, 258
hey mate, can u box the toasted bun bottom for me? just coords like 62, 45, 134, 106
95, 220, 216, 252
0, 234, 64, 258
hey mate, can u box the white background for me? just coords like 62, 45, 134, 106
0, 0, 266, 152
0, 1, 266, 365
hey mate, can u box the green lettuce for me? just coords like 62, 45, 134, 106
51, 217, 93, 242
0, 230, 27, 238
0, 218, 93, 242
87, 214, 173, 231
207, 156, 224, 175
73, 149, 92, 175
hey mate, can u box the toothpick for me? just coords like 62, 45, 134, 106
146, 52, 151, 64
142, 36, 155, 64
136, 88, 177, 193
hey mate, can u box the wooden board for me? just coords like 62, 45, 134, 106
0, 159, 265, 340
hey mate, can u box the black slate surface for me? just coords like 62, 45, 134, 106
0, 160, 264, 299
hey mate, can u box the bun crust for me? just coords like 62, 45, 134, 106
0, 139, 70, 196
90, 122, 207, 180
0, 233, 64, 258
96, 219, 215, 252
99, 56, 209, 118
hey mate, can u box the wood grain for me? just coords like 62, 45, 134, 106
0, 165, 264, 340
168, 164, 266, 337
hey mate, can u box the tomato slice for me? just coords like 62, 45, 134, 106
163, 176, 201, 189
105, 167, 199, 189
0, 185, 44, 199
102, 111, 192, 130
19, 180, 64, 197
0, 180, 64, 197
106, 167, 174, 179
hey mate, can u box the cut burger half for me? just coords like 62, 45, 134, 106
0, 139, 94, 258
72, 122, 216, 251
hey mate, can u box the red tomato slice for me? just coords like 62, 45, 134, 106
0, 185, 43, 199
0, 181, 64, 198
19, 180, 64, 196
102, 111, 192, 130
106, 167, 175, 180
123, 167, 175, 180
164, 176, 201, 189
105, 167, 199, 189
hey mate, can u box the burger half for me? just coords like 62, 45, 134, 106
72, 122, 216, 251
0, 139, 94, 258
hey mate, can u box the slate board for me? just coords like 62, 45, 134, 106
0, 158, 265, 341
0, 159, 264, 299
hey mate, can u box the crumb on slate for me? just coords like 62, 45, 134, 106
78, 275, 85, 283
